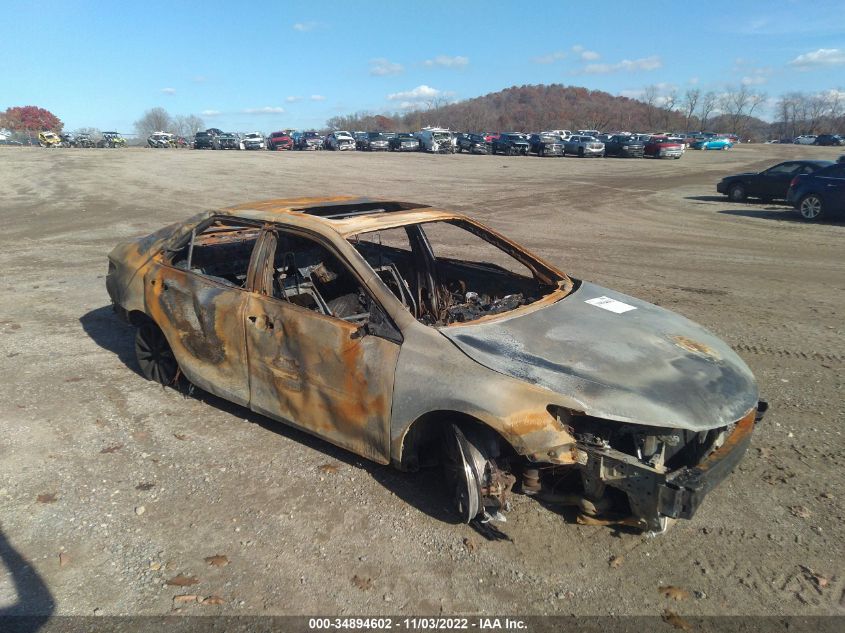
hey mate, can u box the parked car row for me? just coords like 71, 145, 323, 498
716, 156, 845, 221
774, 134, 845, 146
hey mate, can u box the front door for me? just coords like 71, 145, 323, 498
244, 230, 400, 464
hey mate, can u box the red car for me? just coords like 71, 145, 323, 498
644, 136, 684, 159
483, 132, 500, 143
267, 131, 293, 151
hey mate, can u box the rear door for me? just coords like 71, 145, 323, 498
818, 165, 845, 208
143, 220, 262, 406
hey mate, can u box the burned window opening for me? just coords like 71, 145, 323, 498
168, 219, 261, 288
349, 221, 560, 326
269, 231, 372, 325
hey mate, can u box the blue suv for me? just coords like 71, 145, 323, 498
787, 161, 845, 221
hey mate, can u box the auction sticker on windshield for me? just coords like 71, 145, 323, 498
585, 296, 637, 314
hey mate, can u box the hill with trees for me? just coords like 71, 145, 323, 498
326, 83, 843, 140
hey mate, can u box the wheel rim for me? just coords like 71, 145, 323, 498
442, 426, 481, 523
136, 323, 178, 384
800, 196, 822, 219
730, 185, 745, 201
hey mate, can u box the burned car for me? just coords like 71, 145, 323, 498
106, 197, 765, 533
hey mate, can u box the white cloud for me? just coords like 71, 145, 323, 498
293, 21, 318, 32
532, 51, 566, 64
160, 87, 176, 95
789, 48, 845, 69
423, 55, 469, 68
243, 106, 285, 114
572, 45, 599, 61
192, 75, 207, 84
201, 110, 221, 117
285, 96, 303, 103
583, 55, 662, 74
387, 85, 442, 101
310, 95, 326, 101
741, 74, 768, 86
370, 58, 404, 76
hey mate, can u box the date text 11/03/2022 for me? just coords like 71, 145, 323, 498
308, 617, 528, 630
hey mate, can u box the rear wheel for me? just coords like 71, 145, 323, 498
135, 322, 178, 385
798, 194, 824, 221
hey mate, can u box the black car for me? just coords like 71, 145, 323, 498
787, 162, 845, 221
491, 133, 529, 156
814, 134, 844, 146
193, 130, 216, 149
603, 134, 645, 158
716, 160, 834, 202
457, 133, 490, 154
527, 134, 563, 157
358, 132, 389, 151
388, 133, 420, 152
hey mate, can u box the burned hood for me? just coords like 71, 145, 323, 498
440, 282, 758, 432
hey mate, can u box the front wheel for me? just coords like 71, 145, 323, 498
728, 183, 747, 202
135, 322, 179, 385
798, 194, 824, 221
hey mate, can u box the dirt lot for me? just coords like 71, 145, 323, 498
0, 144, 843, 620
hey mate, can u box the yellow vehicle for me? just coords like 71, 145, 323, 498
38, 131, 61, 147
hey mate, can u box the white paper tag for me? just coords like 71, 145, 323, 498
585, 296, 637, 314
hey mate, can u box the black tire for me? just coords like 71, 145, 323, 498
798, 194, 824, 221
135, 322, 178, 385
728, 183, 747, 202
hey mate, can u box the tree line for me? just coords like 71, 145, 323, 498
325, 84, 844, 141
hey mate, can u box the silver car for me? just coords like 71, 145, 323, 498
563, 135, 605, 157
106, 197, 764, 533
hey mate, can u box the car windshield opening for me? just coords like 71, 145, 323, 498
348, 221, 563, 326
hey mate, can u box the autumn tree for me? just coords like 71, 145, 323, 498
1, 106, 63, 133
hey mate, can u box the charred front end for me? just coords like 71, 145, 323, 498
521, 405, 766, 531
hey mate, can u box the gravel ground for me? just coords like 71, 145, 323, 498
0, 144, 842, 620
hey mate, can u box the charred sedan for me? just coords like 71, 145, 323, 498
106, 197, 764, 533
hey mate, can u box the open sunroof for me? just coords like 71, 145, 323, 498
291, 199, 428, 219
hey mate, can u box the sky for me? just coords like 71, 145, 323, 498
2, 0, 844, 134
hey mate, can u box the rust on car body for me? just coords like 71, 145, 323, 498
106, 197, 765, 531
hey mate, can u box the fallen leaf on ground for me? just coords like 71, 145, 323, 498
204, 555, 229, 567
173, 594, 199, 604
609, 555, 624, 569
662, 609, 692, 631
463, 537, 477, 553
173, 433, 187, 441
37, 493, 57, 504
59, 553, 70, 567
100, 444, 124, 454
201, 595, 225, 605
659, 586, 691, 601
166, 574, 200, 587
790, 505, 811, 519
318, 463, 341, 474
800, 565, 830, 590
352, 575, 372, 590
135, 482, 155, 491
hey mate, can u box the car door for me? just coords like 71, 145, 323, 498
243, 229, 401, 465
819, 165, 845, 208
143, 220, 261, 406
755, 162, 795, 198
